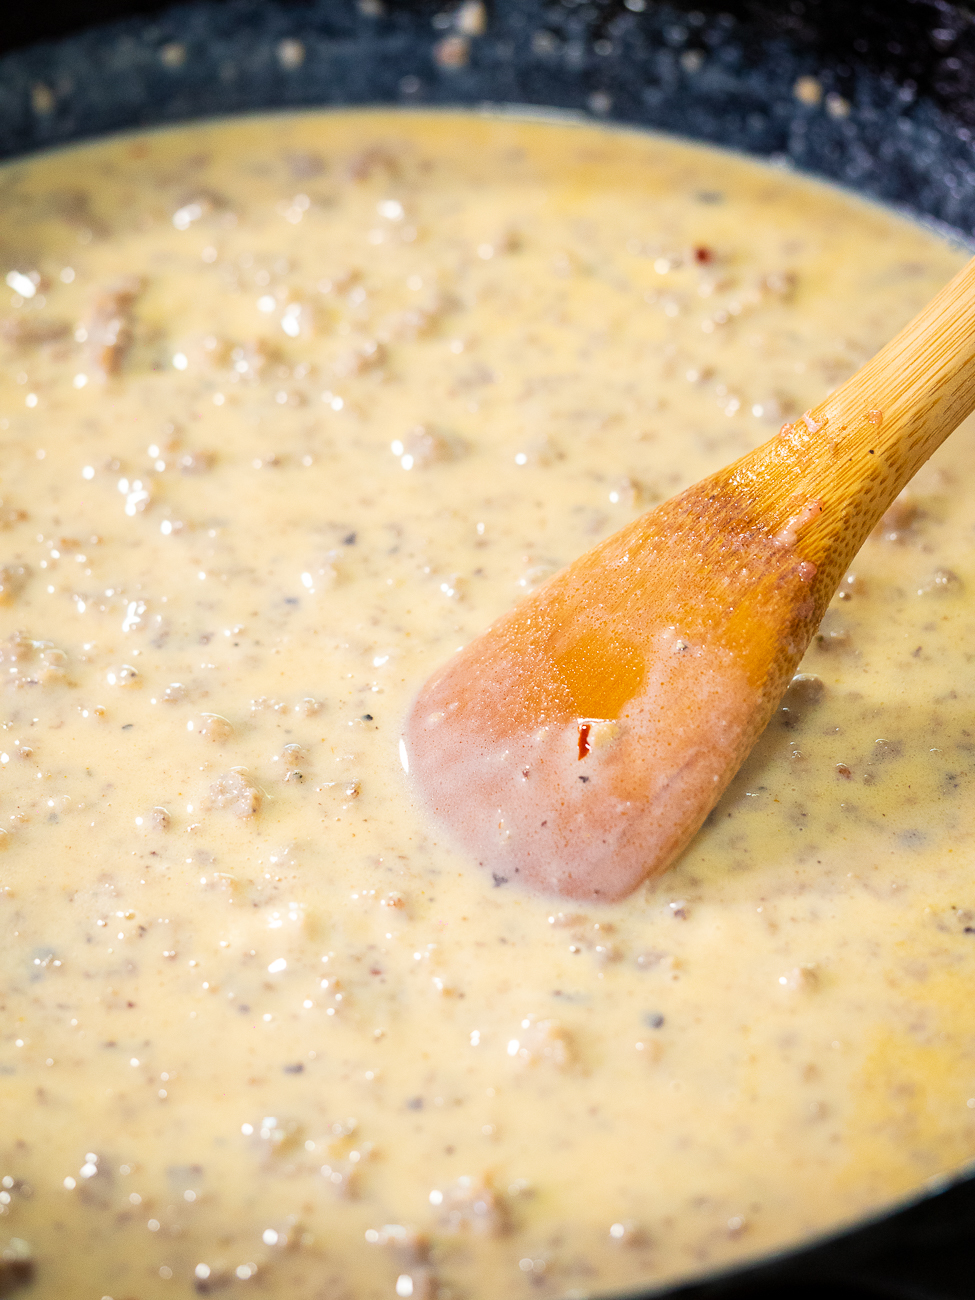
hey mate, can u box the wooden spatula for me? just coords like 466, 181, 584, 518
402, 256, 975, 901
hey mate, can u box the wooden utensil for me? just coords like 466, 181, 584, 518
402, 256, 975, 901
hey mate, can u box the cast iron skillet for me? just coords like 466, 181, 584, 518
2, 3, 975, 1298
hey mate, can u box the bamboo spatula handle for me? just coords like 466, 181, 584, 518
729, 254, 975, 598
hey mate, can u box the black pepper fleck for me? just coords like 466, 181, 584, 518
0, 1260, 34, 1293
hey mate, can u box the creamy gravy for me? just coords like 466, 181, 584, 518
1, 111, 975, 1300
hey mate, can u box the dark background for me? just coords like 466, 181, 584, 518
4, 0, 975, 122
3, 0, 975, 125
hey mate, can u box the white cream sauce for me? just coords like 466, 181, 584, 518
1, 111, 974, 1300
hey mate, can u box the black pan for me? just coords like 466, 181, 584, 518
2, 3, 974, 1298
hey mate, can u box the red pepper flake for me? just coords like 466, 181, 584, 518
578, 722, 591, 760
694, 245, 714, 263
